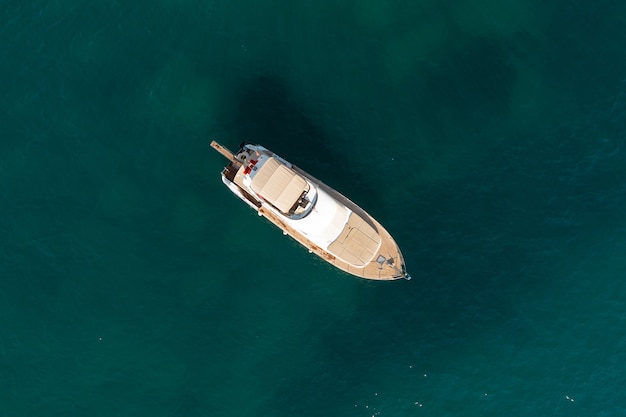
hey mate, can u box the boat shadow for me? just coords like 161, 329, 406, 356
226, 74, 388, 219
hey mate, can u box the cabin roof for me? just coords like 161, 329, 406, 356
250, 157, 308, 213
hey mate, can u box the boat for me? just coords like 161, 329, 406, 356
210, 141, 411, 281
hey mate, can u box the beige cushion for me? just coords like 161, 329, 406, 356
328, 213, 381, 266
251, 158, 308, 213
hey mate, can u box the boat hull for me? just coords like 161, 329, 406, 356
211, 141, 410, 281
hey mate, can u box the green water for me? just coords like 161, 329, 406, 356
2, 1, 626, 416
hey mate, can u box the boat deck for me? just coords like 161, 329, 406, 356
258, 204, 405, 280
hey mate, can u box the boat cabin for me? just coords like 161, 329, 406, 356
237, 150, 315, 218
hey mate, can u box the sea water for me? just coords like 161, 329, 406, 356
1, 1, 626, 416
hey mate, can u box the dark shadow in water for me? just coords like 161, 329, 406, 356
225, 74, 387, 217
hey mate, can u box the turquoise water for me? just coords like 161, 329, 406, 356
2, 1, 626, 416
